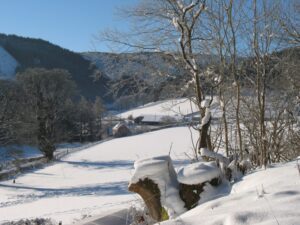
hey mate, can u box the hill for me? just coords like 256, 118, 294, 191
1, 33, 298, 107
0, 34, 193, 105
0, 34, 111, 102
82, 51, 195, 108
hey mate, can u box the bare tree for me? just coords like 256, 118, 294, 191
277, 0, 300, 44
102, 0, 220, 159
17, 68, 76, 160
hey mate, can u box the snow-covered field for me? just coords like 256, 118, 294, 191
1, 126, 299, 225
117, 98, 199, 119
116, 97, 223, 121
0, 98, 299, 225
0, 127, 198, 224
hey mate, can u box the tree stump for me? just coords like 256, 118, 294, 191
179, 177, 220, 209
177, 161, 221, 209
128, 178, 163, 221
129, 156, 186, 222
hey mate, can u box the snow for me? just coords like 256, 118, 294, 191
139, 114, 181, 123
130, 156, 186, 218
158, 160, 300, 225
201, 108, 211, 126
131, 156, 177, 183
0, 96, 299, 225
228, 160, 244, 180
112, 122, 125, 130
172, 17, 179, 29
116, 97, 224, 123
117, 98, 199, 119
0, 46, 18, 79
177, 161, 220, 185
0, 127, 197, 224
200, 148, 230, 165
201, 99, 210, 108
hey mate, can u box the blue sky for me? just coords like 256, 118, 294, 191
0, 0, 138, 52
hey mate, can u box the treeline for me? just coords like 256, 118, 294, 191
0, 68, 105, 160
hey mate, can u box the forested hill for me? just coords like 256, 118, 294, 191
1, 33, 298, 108
0, 34, 111, 102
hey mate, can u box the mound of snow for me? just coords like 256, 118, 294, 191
159, 160, 300, 225
177, 161, 221, 185
0, 46, 18, 79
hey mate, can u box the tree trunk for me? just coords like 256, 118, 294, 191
198, 109, 212, 152
128, 178, 163, 222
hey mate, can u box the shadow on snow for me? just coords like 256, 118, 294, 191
59, 159, 135, 170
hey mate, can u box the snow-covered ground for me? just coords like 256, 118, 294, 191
0, 143, 94, 174
161, 160, 300, 225
0, 46, 18, 79
0, 126, 299, 225
0, 97, 299, 225
117, 98, 199, 119
0, 127, 198, 224
116, 97, 223, 120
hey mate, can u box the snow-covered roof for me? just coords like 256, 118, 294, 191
177, 161, 221, 185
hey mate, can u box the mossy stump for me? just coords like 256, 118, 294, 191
128, 178, 165, 222
179, 177, 220, 209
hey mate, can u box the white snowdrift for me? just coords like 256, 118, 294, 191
177, 161, 221, 185
159, 160, 300, 225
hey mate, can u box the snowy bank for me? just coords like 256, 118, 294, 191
159, 160, 300, 225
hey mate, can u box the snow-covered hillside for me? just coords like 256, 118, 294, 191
117, 97, 223, 121
0, 46, 18, 79
0, 97, 299, 224
0, 127, 198, 224
0, 125, 299, 224
117, 98, 198, 119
